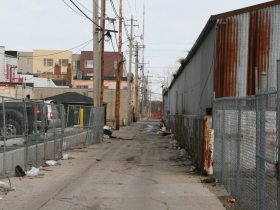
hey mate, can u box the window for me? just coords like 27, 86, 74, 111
59, 59, 68, 67
73, 60, 80, 70
85, 60, 93, 68
76, 85, 88, 88
104, 86, 109, 89
26, 58, 30, 66
123, 86, 128, 90
114, 61, 117, 69
44, 59, 53, 67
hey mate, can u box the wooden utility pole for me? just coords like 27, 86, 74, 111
135, 41, 139, 121
93, 0, 100, 107
115, 0, 122, 130
100, 0, 106, 107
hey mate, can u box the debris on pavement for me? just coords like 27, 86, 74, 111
15, 165, 26, 177
45, 160, 57, 166
189, 166, 196, 172
179, 149, 187, 157
169, 140, 178, 147
96, 159, 102, 161
26, 167, 40, 177
103, 125, 111, 130
104, 129, 112, 137
161, 132, 172, 136
63, 154, 69, 160
228, 198, 236, 203
0, 197, 2, 200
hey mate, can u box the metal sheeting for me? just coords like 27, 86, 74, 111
215, 5, 280, 98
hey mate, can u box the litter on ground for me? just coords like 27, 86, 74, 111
46, 160, 57, 166
26, 167, 40, 177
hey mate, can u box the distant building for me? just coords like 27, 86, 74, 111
32, 50, 72, 74
18, 52, 33, 74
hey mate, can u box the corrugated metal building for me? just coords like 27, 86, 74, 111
164, 1, 280, 116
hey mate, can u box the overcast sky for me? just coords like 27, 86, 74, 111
0, 0, 268, 99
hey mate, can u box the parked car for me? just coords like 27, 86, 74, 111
0, 100, 62, 138
44, 100, 62, 129
0, 100, 44, 137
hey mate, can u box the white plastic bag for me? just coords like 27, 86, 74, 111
46, 160, 57, 166
26, 167, 39, 177
180, 149, 187, 156
63, 154, 69, 160
103, 125, 111, 130
0, 181, 10, 189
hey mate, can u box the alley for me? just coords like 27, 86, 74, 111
0, 119, 226, 210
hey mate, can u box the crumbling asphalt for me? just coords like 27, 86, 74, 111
0, 118, 232, 210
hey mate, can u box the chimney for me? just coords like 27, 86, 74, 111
67, 64, 72, 87
54, 64, 61, 75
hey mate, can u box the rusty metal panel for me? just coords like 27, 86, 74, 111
204, 116, 214, 175
215, 5, 280, 98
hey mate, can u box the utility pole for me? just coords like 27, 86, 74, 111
135, 41, 139, 121
100, 0, 106, 107
126, 16, 138, 125
115, 0, 122, 130
150, 89, 152, 117
93, 0, 100, 107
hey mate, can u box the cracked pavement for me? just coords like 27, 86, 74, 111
0, 119, 225, 210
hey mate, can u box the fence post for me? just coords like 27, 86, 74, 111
2, 97, 6, 176
60, 105, 64, 158
276, 60, 280, 210
255, 67, 258, 93
221, 98, 226, 183
236, 98, 242, 202
33, 101, 38, 167
23, 98, 28, 171
256, 72, 267, 210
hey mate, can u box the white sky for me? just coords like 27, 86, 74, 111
0, 0, 268, 99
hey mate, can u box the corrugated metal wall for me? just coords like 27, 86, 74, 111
168, 24, 216, 116
215, 5, 280, 97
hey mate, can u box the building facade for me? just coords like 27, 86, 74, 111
32, 50, 72, 74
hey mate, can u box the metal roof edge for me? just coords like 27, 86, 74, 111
211, 0, 280, 20
169, 17, 216, 89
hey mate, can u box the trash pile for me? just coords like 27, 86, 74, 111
103, 125, 116, 139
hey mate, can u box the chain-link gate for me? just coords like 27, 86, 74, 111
65, 105, 104, 149
0, 96, 65, 177
213, 89, 279, 210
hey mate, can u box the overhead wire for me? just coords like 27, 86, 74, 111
19, 39, 93, 58
62, 0, 89, 19
69, 0, 102, 29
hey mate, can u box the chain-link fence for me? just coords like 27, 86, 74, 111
213, 89, 279, 210
166, 114, 205, 173
0, 96, 65, 177
65, 105, 104, 149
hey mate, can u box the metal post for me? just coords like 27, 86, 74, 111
2, 97, 6, 176
221, 99, 226, 183
257, 71, 267, 210
60, 105, 64, 158
23, 98, 28, 171
33, 102, 38, 167
276, 60, 280, 210
52, 104, 55, 160
115, 0, 122, 130
255, 67, 258, 93
236, 98, 242, 202
93, 0, 100, 107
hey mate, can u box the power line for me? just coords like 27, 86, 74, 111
75, 0, 93, 13
69, 0, 102, 29
62, 0, 89, 19
126, 0, 132, 16
19, 39, 93, 58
